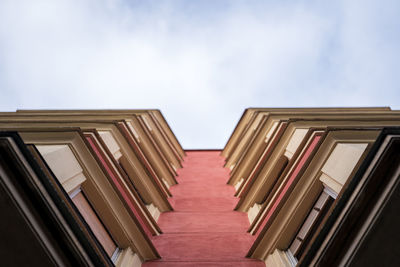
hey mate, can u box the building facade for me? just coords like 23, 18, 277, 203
0, 108, 399, 266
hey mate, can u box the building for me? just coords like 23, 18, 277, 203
0, 108, 399, 266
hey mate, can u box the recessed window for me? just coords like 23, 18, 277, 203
70, 188, 120, 260
287, 188, 335, 263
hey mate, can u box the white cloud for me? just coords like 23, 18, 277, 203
0, 0, 399, 148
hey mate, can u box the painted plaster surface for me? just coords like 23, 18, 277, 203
144, 151, 264, 266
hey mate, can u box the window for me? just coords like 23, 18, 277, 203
118, 158, 147, 204
287, 188, 335, 264
257, 154, 289, 204
70, 188, 120, 260
36, 144, 121, 263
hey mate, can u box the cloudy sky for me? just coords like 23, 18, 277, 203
0, 0, 399, 148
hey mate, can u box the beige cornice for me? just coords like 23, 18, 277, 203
0, 122, 173, 212
18, 129, 160, 261
235, 117, 400, 212
223, 108, 395, 159
248, 129, 380, 261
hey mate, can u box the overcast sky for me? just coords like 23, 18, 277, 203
1, 0, 399, 148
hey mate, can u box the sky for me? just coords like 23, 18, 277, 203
0, 0, 399, 149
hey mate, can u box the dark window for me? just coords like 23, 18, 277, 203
289, 190, 335, 261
